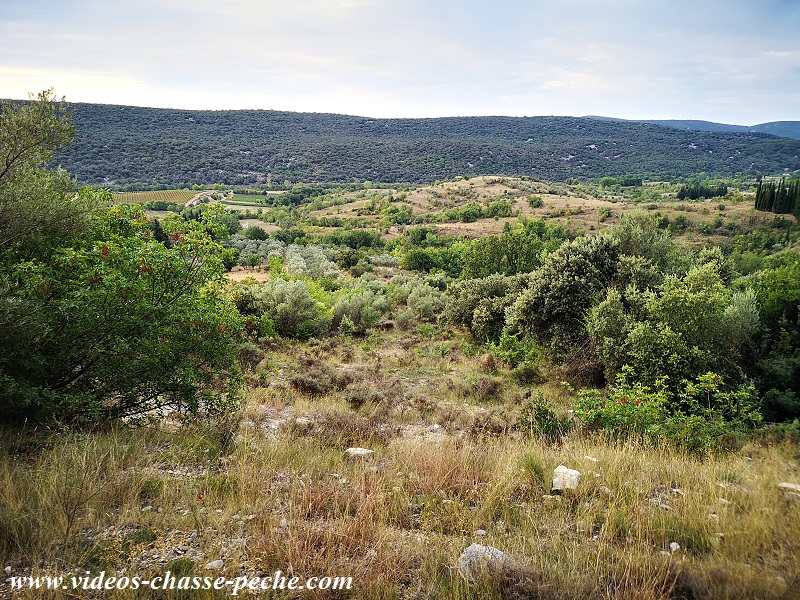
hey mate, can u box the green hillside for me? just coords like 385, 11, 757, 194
55, 103, 800, 187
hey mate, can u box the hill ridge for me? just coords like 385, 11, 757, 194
55, 103, 800, 186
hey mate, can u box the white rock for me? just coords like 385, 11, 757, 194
778, 482, 800, 494
344, 447, 374, 461
670, 542, 681, 553
552, 465, 581, 492
205, 560, 224, 570
4, 566, 11, 575
474, 529, 487, 537
458, 544, 518, 582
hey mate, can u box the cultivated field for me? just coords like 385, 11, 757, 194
111, 189, 198, 205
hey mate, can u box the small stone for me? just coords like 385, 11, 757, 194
584, 456, 599, 463
178, 545, 190, 552
188, 531, 198, 540
294, 417, 314, 431
650, 498, 672, 510
671, 488, 685, 496
659, 550, 671, 557
142, 505, 153, 512
669, 542, 681, 553
551, 465, 581, 492
205, 560, 224, 570
246, 514, 256, 520
599, 486, 613, 498
474, 529, 487, 537
344, 447, 374, 461
4, 566, 11, 575
719, 498, 732, 506
458, 543, 522, 582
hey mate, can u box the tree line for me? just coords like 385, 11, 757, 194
755, 177, 800, 215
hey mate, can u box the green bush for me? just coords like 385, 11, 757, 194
574, 369, 762, 452
519, 393, 571, 443
407, 282, 444, 321
250, 279, 331, 340
332, 290, 391, 335
486, 331, 543, 368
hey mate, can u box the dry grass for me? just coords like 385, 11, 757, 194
306, 176, 775, 244
2, 329, 799, 598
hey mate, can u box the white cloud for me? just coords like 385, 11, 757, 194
0, 0, 797, 123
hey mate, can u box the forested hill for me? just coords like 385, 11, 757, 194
585, 116, 800, 140
55, 102, 800, 187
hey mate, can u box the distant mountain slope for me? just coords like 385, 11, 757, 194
585, 116, 800, 140
54, 103, 800, 186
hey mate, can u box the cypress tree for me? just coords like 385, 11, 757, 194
755, 181, 764, 210
767, 182, 776, 212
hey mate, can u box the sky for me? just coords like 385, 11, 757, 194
1, 0, 799, 124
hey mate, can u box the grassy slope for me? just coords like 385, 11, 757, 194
2, 326, 799, 599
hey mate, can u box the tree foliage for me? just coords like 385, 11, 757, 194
0, 93, 244, 425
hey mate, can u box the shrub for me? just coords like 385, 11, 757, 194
284, 244, 340, 278
394, 307, 414, 330
486, 331, 542, 368
250, 279, 331, 339
528, 195, 543, 208
506, 234, 619, 352
574, 369, 762, 452
289, 358, 353, 397
332, 290, 391, 335
519, 393, 571, 443
407, 282, 444, 321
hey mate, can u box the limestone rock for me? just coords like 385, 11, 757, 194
458, 544, 517, 582
345, 447, 375, 461
552, 465, 581, 492
778, 482, 800, 494
205, 560, 224, 570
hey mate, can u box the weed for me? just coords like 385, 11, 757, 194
519, 393, 571, 443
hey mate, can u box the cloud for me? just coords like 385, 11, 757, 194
0, 0, 797, 122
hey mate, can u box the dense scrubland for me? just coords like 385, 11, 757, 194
1, 93, 800, 599
55, 103, 800, 187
